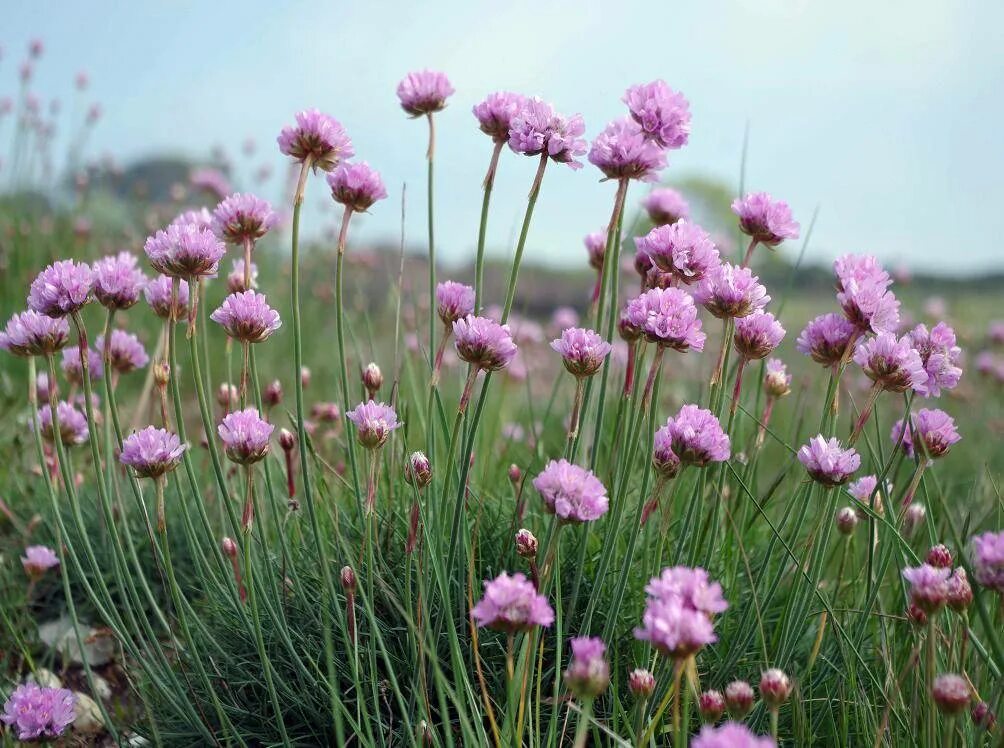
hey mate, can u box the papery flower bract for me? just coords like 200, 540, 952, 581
797, 435, 860, 486
144, 222, 226, 279
635, 221, 719, 284
277, 109, 353, 171
692, 722, 776, 748
35, 401, 88, 446
120, 426, 186, 478
27, 260, 94, 317
634, 287, 706, 351
436, 281, 476, 325
0, 310, 70, 357
470, 571, 554, 633
327, 162, 387, 213
92, 251, 147, 310
212, 193, 277, 244
508, 97, 587, 169
564, 636, 610, 699
909, 322, 962, 397
473, 91, 526, 142
970, 530, 1004, 593
764, 358, 792, 397
550, 327, 612, 378
663, 405, 730, 467
532, 459, 609, 523
796, 313, 857, 367
734, 311, 785, 360
890, 409, 960, 459
210, 290, 282, 343
623, 80, 691, 149
144, 275, 189, 320
21, 545, 59, 578
397, 70, 454, 116
834, 254, 900, 334
902, 563, 950, 613
853, 333, 926, 392
218, 408, 274, 465
694, 263, 770, 319
61, 345, 103, 384
453, 315, 518, 371
346, 400, 401, 449
645, 566, 729, 616
96, 329, 149, 374
588, 117, 667, 182
1, 683, 75, 741
731, 192, 799, 247
642, 187, 689, 226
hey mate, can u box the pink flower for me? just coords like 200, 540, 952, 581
634, 566, 726, 659
564, 636, 610, 698
909, 322, 962, 397
550, 327, 612, 378
326, 162, 387, 212
436, 281, 476, 325
623, 80, 691, 149
210, 291, 282, 343
277, 109, 354, 171
588, 118, 667, 182
796, 313, 857, 367
834, 254, 900, 334
27, 260, 94, 317
635, 221, 719, 284
508, 97, 587, 169
532, 459, 609, 523
642, 187, 689, 226
144, 223, 226, 280
734, 311, 786, 360
797, 435, 860, 486
694, 263, 770, 319
890, 409, 960, 459
902, 563, 950, 613
631, 288, 706, 351
853, 333, 925, 393
731, 192, 799, 247
92, 252, 147, 310
120, 426, 186, 478
473, 91, 526, 142
397, 70, 454, 116
453, 315, 518, 371
144, 275, 189, 321
584, 228, 607, 270
970, 530, 1004, 593
96, 330, 149, 374
470, 571, 554, 632
663, 405, 730, 467
21, 545, 59, 579
0, 310, 70, 357
1, 684, 75, 741
346, 400, 401, 449
645, 566, 729, 616
212, 193, 277, 244
218, 408, 274, 465
35, 401, 88, 446
692, 722, 775, 748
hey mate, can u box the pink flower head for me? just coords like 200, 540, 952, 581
532, 459, 609, 523
902, 563, 950, 613
218, 408, 274, 465
436, 281, 475, 325
1, 684, 75, 741
210, 290, 282, 343
35, 401, 89, 446
853, 332, 925, 393
92, 251, 147, 310
227, 259, 258, 294
551, 327, 612, 378
170, 207, 213, 231
453, 315, 518, 371
645, 566, 729, 616
652, 425, 682, 479
21, 545, 59, 579
796, 313, 857, 367
618, 296, 649, 342
932, 674, 971, 714
909, 322, 962, 397
470, 571, 554, 633
508, 97, 587, 169
144, 223, 226, 280
834, 254, 900, 333
588, 117, 667, 182
946, 567, 973, 611
692, 722, 776, 748
642, 187, 689, 226
634, 592, 718, 658
731, 192, 799, 247
96, 330, 149, 374
346, 400, 401, 449
734, 311, 786, 360
327, 162, 387, 212
212, 193, 277, 244
120, 426, 186, 478
190, 168, 231, 200
144, 275, 189, 320
797, 435, 860, 486
0, 310, 70, 357
764, 358, 792, 397
694, 263, 770, 319
633, 287, 706, 351
61, 345, 103, 384
890, 409, 960, 459
664, 404, 730, 467
277, 109, 354, 171
623, 80, 691, 149
584, 228, 607, 270
473, 91, 526, 142
635, 221, 719, 284
397, 70, 454, 116
564, 636, 610, 698
970, 530, 1004, 593
27, 260, 94, 317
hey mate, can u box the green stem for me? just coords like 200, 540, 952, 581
335, 204, 363, 515
571, 699, 593, 748
474, 140, 504, 312
501, 153, 548, 322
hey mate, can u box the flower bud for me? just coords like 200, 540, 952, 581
971, 701, 996, 731
725, 680, 755, 718
903, 503, 926, 535
362, 362, 383, 398
300, 366, 311, 388
759, 668, 791, 708
946, 568, 972, 612
340, 565, 356, 593
926, 544, 952, 569
217, 383, 238, 409
627, 668, 655, 698
698, 690, 725, 723
908, 602, 928, 627
264, 379, 283, 407
154, 361, 170, 387
404, 451, 432, 489
508, 464, 521, 484
835, 506, 858, 535
221, 537, 238, 559
278, 428, 296, 452
932, 674, 971, 714
515, 528, 538, 559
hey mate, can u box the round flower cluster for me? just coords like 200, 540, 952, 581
470, 571, 554, 633
532, 459, 609, 523
550, 327, 612, 378
634, 565, 727, 658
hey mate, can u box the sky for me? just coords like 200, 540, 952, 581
4, 0, 1004, 275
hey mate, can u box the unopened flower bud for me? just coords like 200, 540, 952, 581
971, 701, 996, 731
759, 668, 791, 708
278, 428, 296, 451
264, 379, 283, 407
340, 565, 356, 593
404, 451, 432, 488
908, 602, 928, 627
627, 668, 655, 698
217, 383, 238, 409
221, 537, 237, 559
903, 503, 926, 535
362, 362, 383, 398
515, 528, 538, 558
698, 690, 725, 723
725, 680, 755, 718
932, 674, 971, 714
154, 361, 170, 386
508, 464, 521, 484
926, 544, 952, 568
836, 506, 858, 535
300, 366, 311, 388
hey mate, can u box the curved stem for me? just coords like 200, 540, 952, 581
501, 154, 548, 322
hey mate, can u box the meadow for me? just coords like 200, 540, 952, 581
1, 48, 1003, 748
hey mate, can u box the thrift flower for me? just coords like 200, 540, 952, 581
652, 425, 682, 479
218, 408, 274, 465
903, 564, 950, 613
92, 251, 147, 310
533, 460, 609, 523
694, 263, 770, 319
35, 401, 88, 446
0, 311, 70, 357
909, 322, 962, 397
734, 311, 785, 360
725, 682, 755, 718
21, 545, 59, 579
796, 313, 857, 367
798, 435, 860, 486
120, 426, 186, 478
436, 281, 476, 325
1, 684, 75, 741
61, 345, 103, 384
227, 259, 258, 293
210, 290, 282, 343
853, 333, 926, 392
634, 565, 727, 658
212, 193, 277, 244
550, 327, 612, 378
277, 109, 353, 171
587, 117, 667, 181
453, 315, 518, 371
932, 675, 971, 714
144, 222, 226, 279
396, 70, 454, 116
970, 530, 1004, 593
834, 254, 900, 334
564, 636, 610, 699
470, 571, 554, 632
144, 275, 189, 320
764, 358, 791, 397
663, 405, 730, 467
890, 409, 961, 459
635, 221, 719, 284
327, 162, 387, 212
642, 187, 689, 226
645, 566, 729, 615
732, 192, 799, 247
632, 287, 706, 351
584, 229, 607, 270
699, 690, 726, 723
692, 722, 775, 748
473, 91, 526, 142
508, 97, 587, 169
346, 400, 401, 449
27, 260, 93, 317
623, 80, 691, 149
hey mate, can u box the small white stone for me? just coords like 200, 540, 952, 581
25, 668, 62, 689
72, 691, 105, 733
91, 674, 113, 701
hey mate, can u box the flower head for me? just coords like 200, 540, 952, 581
909, 322, 962, 397
1, 684, 75, 741
436, 281, 476, 325
404, 451, 433, 489
932, 674, 971, 714
453, 315, 518, 371
588, 117, 667, 181
212, 193, 277, 244
227, 259, 258, 293
834, 254, 900, 334
190, 167, 231, 200
853, 333, 925, 393
327, 162, 387, 212
946, 567, 973, 611
796, 313, 857, 367
27, 260, 93, 317
731, 193, 799, 247
902, 564, 950, 613
694, 263, 770, 319
564, 636, 610, 699
508, 97, 587, 169
144, 222, 226, 279
725, 682, 756, 718
629, 669, 656, 698
61, 345, 103, 384
645, 566, 729, 616
764, 358, 791, 398
473, 91, 526, 142
35, 401, 88, 446
470, 571, 554, 633
698, 690, 725, 723
120, 426, 186, 478
623, 80, 691, 149
584, 229, 607, 270
652, 426, 682, 479
92, 251, 147, 310
692, 722, 775, 748
21, 545, 59, 579
346, 400, 401, 449
642, 187, 689, 226
144, 275, 189, 320
634, 565, 726, 658
734, 311, 786, 360
218, 408, 274, 465
663, 405, 730, 467
551, 327, 612, 378
970, 530, 1004, 592
397, 70, 454, 116
635, 221, 719, 284
533, 460, 608, 523
210, 290, 282, 343
170, 207, 214, 231
277, 109, 353, 171
630, 287, 706, 351
0, 310, 70, 357
798, 435, 860, 486
515, 528, 538, 558
759, 669, 791, 707
890, 409, 960, 459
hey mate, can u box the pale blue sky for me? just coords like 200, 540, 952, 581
5, 1, 1004, 274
